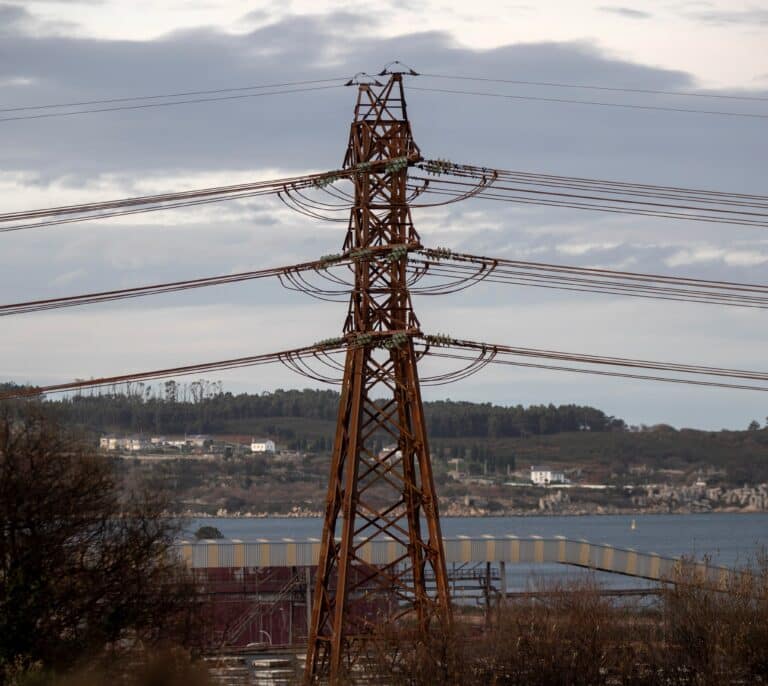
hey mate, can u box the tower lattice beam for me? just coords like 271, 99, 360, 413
304, 73, 451, 683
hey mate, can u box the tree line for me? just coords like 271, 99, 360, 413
1, 382, 625, 440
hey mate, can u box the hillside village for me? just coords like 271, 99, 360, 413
101, 432, 768, 517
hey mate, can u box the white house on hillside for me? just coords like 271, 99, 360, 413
530, 465, 566, 486
99, 436, 150, 452
251, 438, 276, 453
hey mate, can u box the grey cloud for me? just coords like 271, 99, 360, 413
0, 3, 29, 29
0, 2, 79, 36
597, 6, 652, 19
0, 14, 724, 180
688, 9, 768, 25
241, 8, 270, 23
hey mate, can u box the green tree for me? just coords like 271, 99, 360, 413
194, 526, 224, 540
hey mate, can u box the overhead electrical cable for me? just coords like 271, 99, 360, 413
408, 259, 768, 309
413, 187, 768, 228
439, 338, 768, 380
0, 342, 347, 399
440, 163, 768, 204
410, 160, 768, 227
5, 334, 768, 399
409, 180, 768, 228
0, 166, 358, 232
6, 246, 768, 316
0, 84, 344, 123
0, 256, 353, 316
0, 171, 329, 222
425, 349, 768, 392
0, 187, 306, 233
425, 250, 768, 293
416, 173, 768, 215
420, 336, 768, 391
418, 73, 768, 103
6, 157, 766, 233
0, 77, 348, 114
408, 85, 768, 120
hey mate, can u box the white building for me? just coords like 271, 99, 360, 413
99, 436, 119, 451
251, 438, 276, 453
166, 439, 189, 449
125, 437, 151, 452
530, 465, 566, 486
99, 436, 150, 452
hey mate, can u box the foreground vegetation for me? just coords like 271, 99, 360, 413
360, 563, 768, 686
2, 404, 768, 684
0, 410, 205, 685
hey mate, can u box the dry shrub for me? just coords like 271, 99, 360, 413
353, 560, 768, 686
361, 616, 476, 686
2, 648, 212, 686
477, 577, 644, 686
656, 553, 768, 685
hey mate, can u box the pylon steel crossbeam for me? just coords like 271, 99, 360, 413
304, 74, 451, 684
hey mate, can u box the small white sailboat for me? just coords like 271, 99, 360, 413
630, 518, 637, 531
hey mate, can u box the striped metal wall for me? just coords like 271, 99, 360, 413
176, 535, 733, 585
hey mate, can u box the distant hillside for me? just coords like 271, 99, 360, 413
428, 428, 768, 484
2, 385, 623, 440
3, 384, 767, 483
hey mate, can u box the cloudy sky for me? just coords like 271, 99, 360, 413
2, 0, 767, 429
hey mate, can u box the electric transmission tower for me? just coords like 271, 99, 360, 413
5, 45, 766, 686
304, 70, 451, 683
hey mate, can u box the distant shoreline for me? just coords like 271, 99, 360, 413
182, 508, 768, 520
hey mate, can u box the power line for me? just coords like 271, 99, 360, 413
435, 249, 768, 293
422, 336, 768, 391
0, 256, 352, 316
5, 333, 768, 399
0, 84, 344, 123
419, 73, 768, 103
0, 188, 290, 233
409, 256, 768, 309
0, 167, 356, 232
408, 85, 768, 120
0, 77, 347, 114
410, 185, 768, 228
410, 161, 768, 228
0, 342, 346, 399
420, 161, 768, 206
6, 244, 768, 316
446, 337, 768, 380
426, 349, 768, 392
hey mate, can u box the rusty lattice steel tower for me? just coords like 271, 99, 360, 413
304, 72, 451, 683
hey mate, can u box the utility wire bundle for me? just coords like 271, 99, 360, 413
3, 70, 767, 401
4, 71, 766, 123
3, 331, 768, 400
412, 160, 768, 228
6, 158, 764, 233
4, 247, 767, 316
0, 167, 359, 233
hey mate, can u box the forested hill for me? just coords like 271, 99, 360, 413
0, 384, 624, 441
5, 383, 768, 482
